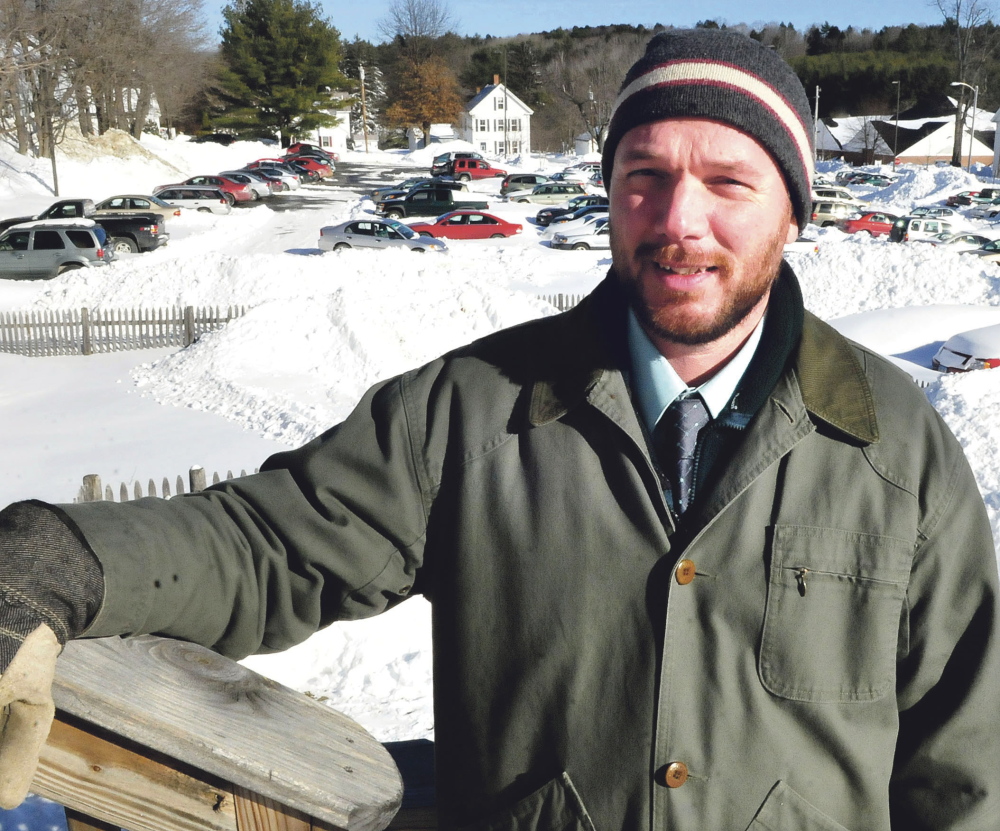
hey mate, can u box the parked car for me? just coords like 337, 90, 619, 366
408, 211, 522, 240
370, 177, 433, 201
219, 171, 274, 199
811, 186, 865, 205
155, 176, 251, 204
514, 182, 588, 205
286, 142, 338, 162
376, 188, 488, 219
969, 239, 1000, 263
430, 151, 483, 176
285, 155, 334, 178
810, 200, 858, 227
946, 190, 982, 206
551, 217, 610, 250
445, 158, 507, 181
245, 161, 301, 189
535, 194, 609, 225
837, 211, 899, 237
547, 204, 609, 228
0, 219, 114, 279
932, 323, 1000, 371
0, 197, 97, 233
914, 232, 996, 251
557, 164, 602, 182
153, 186, 233, 215
318, 218, 447, 252
500, 173, 550, 197
94, 194, 184, 223
967, 198, 1000, 219
889, 215, 955, 242
910, 206, 961, 219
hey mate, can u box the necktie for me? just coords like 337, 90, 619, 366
656, 394, 710, 514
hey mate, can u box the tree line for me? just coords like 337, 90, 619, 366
0, 0, 997, 158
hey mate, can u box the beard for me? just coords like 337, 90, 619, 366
611, 226, 788, 347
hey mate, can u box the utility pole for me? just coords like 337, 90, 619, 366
359, 65, 370, 153
813, 86, 820, 163
503, 48, 509, 156
892, 80, 900, 171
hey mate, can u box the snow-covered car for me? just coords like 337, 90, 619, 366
318, 218, 448, 253
547, 204, 609, 228
933, 323, 1000, 371
551, 217, 610, 250
545, 209, 609, 239
970, 239, 1000, 263
534, 195, 608, 226
811, 186, 866, 205
889, 215, 956, 242
512, 182, 588, 205
914, 232, 996, 252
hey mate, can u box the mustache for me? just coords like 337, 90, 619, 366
636, 242, 731, 271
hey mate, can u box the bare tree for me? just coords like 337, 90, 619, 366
934, 0, 996, 165
377, 0, 457, 42
546, 34, 646, 152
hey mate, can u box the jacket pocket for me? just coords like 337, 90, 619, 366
759, 524, 912, 702
746, 781, 852, 831
456, 772, 597, 831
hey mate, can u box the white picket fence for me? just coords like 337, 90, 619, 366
76, 465, 261, 503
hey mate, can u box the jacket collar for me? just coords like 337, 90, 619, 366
527, 268, 879, 445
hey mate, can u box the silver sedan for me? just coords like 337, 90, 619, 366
318, 219, 448, 253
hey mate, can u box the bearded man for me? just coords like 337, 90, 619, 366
1, 29, 998, 831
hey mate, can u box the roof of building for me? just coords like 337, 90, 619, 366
466, 83, 534, 116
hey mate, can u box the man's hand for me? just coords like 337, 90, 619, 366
0, 624, 60, 809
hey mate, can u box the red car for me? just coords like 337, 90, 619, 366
155, 175, 253, 204
286, 142, 338, 162
409, 211, 522, 240
450, 158, 507, 181
285, 155, 333, 178
837, 211, 899, 237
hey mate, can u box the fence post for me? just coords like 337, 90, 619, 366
81, 308, 92, 356
184, 306, 195, 347
189, 466, 206, 493
81, 475, 102, 502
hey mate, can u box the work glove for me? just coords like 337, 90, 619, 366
0, 623, 59, 808
0, 501, 104, 808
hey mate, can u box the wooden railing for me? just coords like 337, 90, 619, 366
35, 635, 415, 831
0, 306, 246, 356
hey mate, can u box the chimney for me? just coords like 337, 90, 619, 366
493, 74, 500, 85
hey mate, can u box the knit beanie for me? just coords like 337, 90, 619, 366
602, 29, 815, 229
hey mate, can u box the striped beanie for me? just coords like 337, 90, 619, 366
603, 29, 815, 229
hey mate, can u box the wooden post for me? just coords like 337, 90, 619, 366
184, 306, 196, 346
81, 475, 102, 502
190, 466, 207, 492
81, 307, 92, 355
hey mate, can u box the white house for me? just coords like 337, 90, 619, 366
459, 76, 533, 156
313, 91, 354, 156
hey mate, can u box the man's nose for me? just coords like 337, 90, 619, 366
657, 176, 710, 241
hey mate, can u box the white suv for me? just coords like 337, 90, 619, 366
154, 186, 232, 215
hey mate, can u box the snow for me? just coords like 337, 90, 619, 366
2, 135, 1000, 792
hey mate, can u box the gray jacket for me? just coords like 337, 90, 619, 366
67, 272, 1000, 831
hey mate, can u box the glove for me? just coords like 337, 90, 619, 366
0, 623, 60, 809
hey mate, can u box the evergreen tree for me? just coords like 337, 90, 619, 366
217, 0, 348, 144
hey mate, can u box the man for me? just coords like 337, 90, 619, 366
1, 29, 998, 830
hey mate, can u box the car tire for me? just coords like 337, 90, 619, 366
490, 234, 505, 239
333, 242, 351, 251
198, 207, 211, 213
412, 248, 425, 253
458, 174, 471, 182
419, 232, 435, 238
572, 242, 590, 250
110, 237, 139, 254
516, 198, 529, 204
385, 210, 404, 219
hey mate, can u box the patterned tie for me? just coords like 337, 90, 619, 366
655, 394, 711, 514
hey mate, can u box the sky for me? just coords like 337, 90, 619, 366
199, 0, 951, 45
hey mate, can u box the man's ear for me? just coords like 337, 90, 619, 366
785, 218, 800, 244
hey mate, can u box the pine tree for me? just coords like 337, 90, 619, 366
218, 0, 348, 144
383, 56, 462, 146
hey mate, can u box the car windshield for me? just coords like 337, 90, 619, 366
387, 220, 417, 240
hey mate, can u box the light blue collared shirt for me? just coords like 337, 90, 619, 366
627, 307, 766, 436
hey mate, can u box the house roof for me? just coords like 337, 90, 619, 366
894, 119, 994, 159
466, 84, 534, 117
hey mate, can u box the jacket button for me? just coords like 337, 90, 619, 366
675, 559, 696, 585
663, 761, 689, 788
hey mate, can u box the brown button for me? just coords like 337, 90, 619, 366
675, 559, 696, 585
664, 761, 689, 788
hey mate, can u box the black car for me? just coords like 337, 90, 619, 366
535, 194, 609, 226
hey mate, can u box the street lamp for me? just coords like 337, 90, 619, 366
891, 80, 900, 171
950, 80, 980, 172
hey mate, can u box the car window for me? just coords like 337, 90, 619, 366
471, 215, 496, 225
446, 215, 465, 225
33, 230, 65, 250
66, 230, 95, 249
351, 222, 374, 236
374, 225, 390, 238
104, 198, 125, 209
134, 199, 151, 209
4, 232, 29, 251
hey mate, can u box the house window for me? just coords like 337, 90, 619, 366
320, 136, 332, 147
496, 97, 504, 110
480, 143, 487, 151
478, 119, 488, 132
510, 140, 520, 153
508, 119, 521, 132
